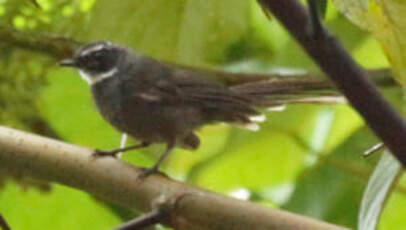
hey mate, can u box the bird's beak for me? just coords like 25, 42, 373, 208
59, 58, 77, 67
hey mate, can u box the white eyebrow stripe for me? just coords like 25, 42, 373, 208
81, 44, 105, 56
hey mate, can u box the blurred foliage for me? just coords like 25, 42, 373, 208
283, 127, 380, 227
333, 0, 406, 87
0, 0, 93, 192
0, 0, 404, 230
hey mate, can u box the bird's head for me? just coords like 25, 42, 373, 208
60, 41, 123, 84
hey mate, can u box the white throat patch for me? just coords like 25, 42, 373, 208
79, 67, 118, 85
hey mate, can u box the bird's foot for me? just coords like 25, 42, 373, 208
139, 166, 159, 178
139, 166, 167, 178
92, 149, 121, 158
92, 142, 151, 159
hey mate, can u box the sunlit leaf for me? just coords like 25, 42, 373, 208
379, 173, 406, 229
331, 0, 369, 29
82, 0, 273, 66
333, 0, 406, 86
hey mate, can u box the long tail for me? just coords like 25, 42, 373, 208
229, 77, 346, 108
170, 63, 393, 107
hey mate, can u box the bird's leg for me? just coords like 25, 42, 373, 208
140, 141, 174, 177
93, 141, 150, 158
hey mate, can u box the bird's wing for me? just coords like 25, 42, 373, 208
124, 67, 260, 125
173, 76, 257, 114
169, 71, 261, 124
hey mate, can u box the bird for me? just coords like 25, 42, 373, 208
60, 41, 341, 176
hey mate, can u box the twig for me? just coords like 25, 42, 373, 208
0, 24, 397, 89
364, 143, 385, 157
114, 210, 166, 230
0, 214, 11, 230
0, 126, 348, 230
258, 0, 406, 166
113, 194, 178, 230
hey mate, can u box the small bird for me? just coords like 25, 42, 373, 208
60, 41, 340, 175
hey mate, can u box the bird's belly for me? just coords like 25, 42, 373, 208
97, 100, 200, 144
92, 83, 202, 144
115, 105, 168, 142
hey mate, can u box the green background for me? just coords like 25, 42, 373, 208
0, 0, 404, 229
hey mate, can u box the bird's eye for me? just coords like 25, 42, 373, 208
77, 47, 118, 72
80, 51, 103, 69
92, 50, 105, 58
87, 58, 99, 68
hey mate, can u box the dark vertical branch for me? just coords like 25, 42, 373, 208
0, 215, 11, 230
258, 0, 406, 166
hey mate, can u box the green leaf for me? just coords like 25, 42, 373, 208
283, 127, 379, 228
0, 182, 121, 230
81, 0, 272, 66
333, 0, 406, 86
186, 104, 352, 193
379, 175, 406, 230
38, 68, 122, 149
331, 0, 369, 29
358, 151, 402, 230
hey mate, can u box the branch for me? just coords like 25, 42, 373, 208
0, 214, 10, 230
0, 24, 80, 58
0, 24, 397, 90
258, 0, 406, 166
0, 126, 348, 230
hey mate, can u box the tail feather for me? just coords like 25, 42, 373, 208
229, 79, 344, 107
229, 78, 333, 94
224, 78, 342, 132
248, 114, 266, 123
234, 123, 261, 131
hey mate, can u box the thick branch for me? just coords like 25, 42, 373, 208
259, 0, 406, 166
0, 126, 348, 230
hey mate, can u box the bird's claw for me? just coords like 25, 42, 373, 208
138, 166, 168, 178
92, 149, 120, 158
139, 167, 158, 178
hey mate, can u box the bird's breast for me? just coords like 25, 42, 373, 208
91, 79, 127, 128
90, 77, 203, 144
90, 79, 165, 141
